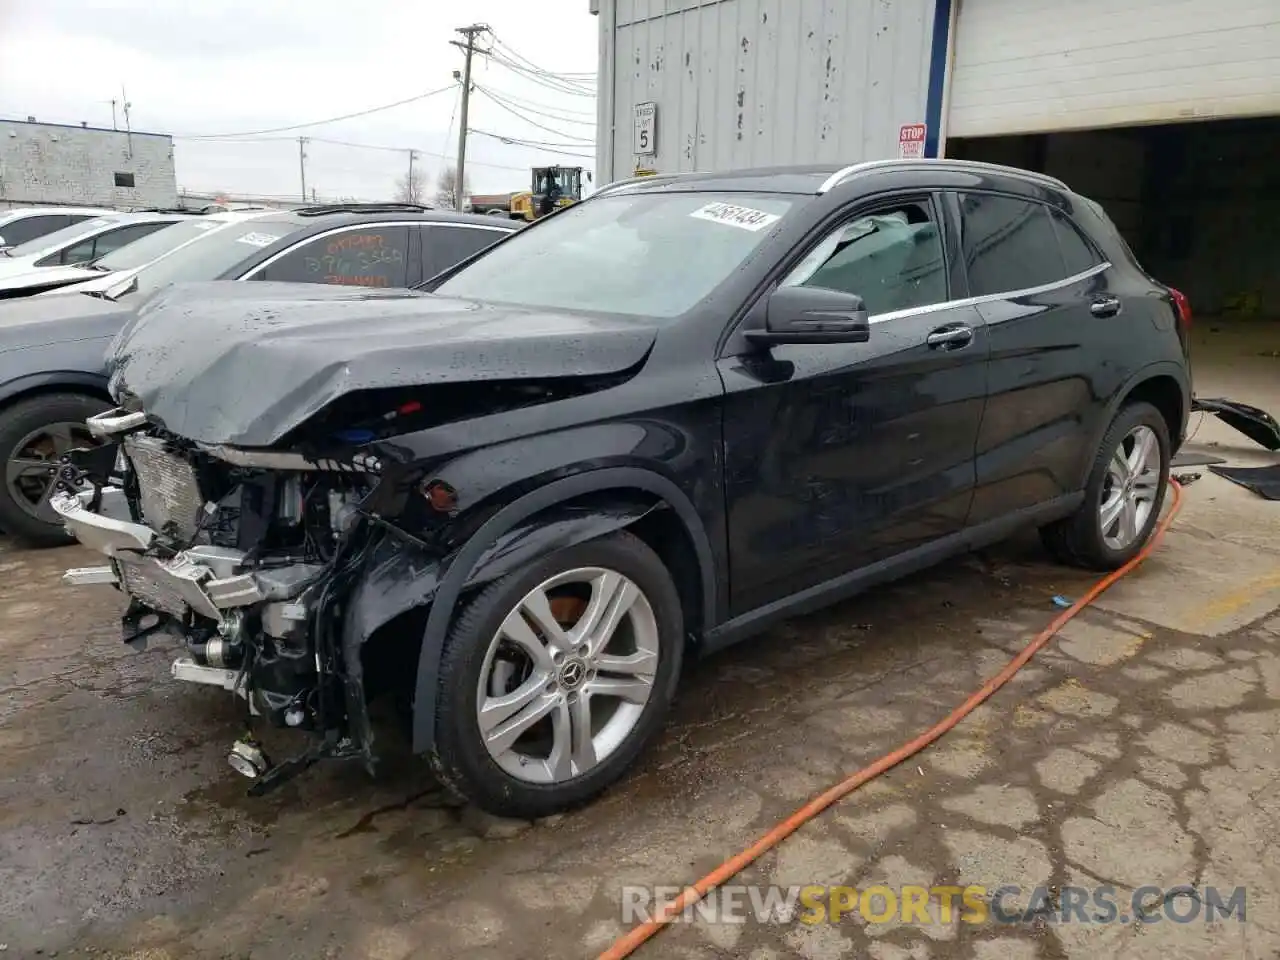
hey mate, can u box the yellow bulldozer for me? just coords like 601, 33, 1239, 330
508, 166, 586, 222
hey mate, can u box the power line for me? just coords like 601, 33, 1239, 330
485, 54, 596, 97
471, 129, 595, 159
489, 36, 597, 85
479, 48, 597, 98
174, 84, 456, 139
473, 83, 597, 119
474, 84, 596, 126
473, 87, 595, 144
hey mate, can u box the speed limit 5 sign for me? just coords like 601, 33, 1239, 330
633, 102, 657, 156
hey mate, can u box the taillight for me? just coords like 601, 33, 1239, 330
1169, 287, 1192, 330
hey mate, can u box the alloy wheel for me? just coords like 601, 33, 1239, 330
1098, 423, 1161, 551
475, 566, 661, 784
5, 421, 96, 524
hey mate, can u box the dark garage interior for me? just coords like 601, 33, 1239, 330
949, 115, 1280, 322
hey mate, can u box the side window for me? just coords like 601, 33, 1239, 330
85, 222, 169, 260
421, 225, 511, 280
780, 200, 947, 316
257, 226, 410, 288
956, 193, 1067, 296
1049, 207, 1103, 277
0, 215, 69, 246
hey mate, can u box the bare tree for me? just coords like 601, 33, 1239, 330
434, 165, 471, 209
393, 172, 424, 205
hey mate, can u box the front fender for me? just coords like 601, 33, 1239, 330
0, 369, 110, 406
341, 494, 663, 760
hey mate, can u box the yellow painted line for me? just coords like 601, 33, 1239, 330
1181, 569, 1280, 634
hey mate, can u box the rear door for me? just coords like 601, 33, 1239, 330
952, 191, 1115, 525
417, 223, 514, 284
719, 192, 990, 613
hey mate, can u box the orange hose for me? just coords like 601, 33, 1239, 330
598, 478, 1185, 959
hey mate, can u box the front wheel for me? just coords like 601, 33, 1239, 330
0, 392, 111, 546
429, 532, 684, 818
1041, 400, 1170, 570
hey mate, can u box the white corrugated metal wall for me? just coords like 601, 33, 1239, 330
947, 0, 1280, 137
596, 0, 943, 182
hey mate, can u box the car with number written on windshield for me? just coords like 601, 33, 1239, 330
52, 159, 1191, 817
0, 203, 516, 544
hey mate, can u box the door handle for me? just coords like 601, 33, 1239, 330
1090, 296, 1122, 318
926, 325, 974, 348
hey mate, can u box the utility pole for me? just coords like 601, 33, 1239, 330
451, 23, 488, 212
298, 137, 308, 203
407, 149, 417, 203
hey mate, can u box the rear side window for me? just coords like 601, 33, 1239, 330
257, 225, 410, 288
421, 225, 511, 281
0, 214, 71, 245
1049, 207, 1103, 277
957, 193, 1068, 296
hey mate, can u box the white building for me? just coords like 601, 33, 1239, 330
593, 0, 1280, 314
0, 119, 178, 211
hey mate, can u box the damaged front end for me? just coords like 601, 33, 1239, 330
53, 409, 392, 795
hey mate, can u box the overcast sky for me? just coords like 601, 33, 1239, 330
0, 0, 599, 200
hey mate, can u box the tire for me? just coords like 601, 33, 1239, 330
0, 392, 111, 547
1040, 400, 1170, 571
429, 531, 684, 818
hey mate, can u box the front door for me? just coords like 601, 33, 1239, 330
719, 193, 990, 615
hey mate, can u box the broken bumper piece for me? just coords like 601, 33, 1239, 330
53, 487, 321, 649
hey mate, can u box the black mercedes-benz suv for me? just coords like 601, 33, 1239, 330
53, 159, 1192, 817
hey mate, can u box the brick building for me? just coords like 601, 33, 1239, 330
0, 118, 178, 211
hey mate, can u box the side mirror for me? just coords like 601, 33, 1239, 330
745, 285, 871, 345
0, 235, 7, 249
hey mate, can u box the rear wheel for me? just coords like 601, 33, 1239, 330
429, 532, 684, 818
1041, 401, 1170, 570
0, 392, 110, 546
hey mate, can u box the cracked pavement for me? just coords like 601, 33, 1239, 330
1, 320, 1278, 959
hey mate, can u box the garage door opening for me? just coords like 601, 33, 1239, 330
947, 116, 1280, 323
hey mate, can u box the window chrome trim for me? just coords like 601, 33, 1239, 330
233, 220, 516, 281
866, 260, 1111, 325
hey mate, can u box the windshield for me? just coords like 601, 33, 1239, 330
124, 218, 301, 297
4, 216, 120, 257
91, 219, 221, 271
432, 192, 796, 318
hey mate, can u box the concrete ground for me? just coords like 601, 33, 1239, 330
2, 319, 1279, 960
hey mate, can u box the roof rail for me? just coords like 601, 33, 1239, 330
818, 158, 1069, 194
295, 202, 433, 217
592, 172, 697, 197
132, 206, 203, 215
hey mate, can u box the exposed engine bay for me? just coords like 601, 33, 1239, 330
52, 412, 383, 791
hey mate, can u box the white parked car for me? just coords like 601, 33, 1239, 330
0, 211, 189, 298
42, 210, 282, 300
0, 206, 116, 250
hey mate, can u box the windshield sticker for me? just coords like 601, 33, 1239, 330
86, 218, 113, 227
236, 232, 281, 247
689, 202, 781, 232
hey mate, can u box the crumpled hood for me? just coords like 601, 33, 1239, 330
108, 281, 657, 447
